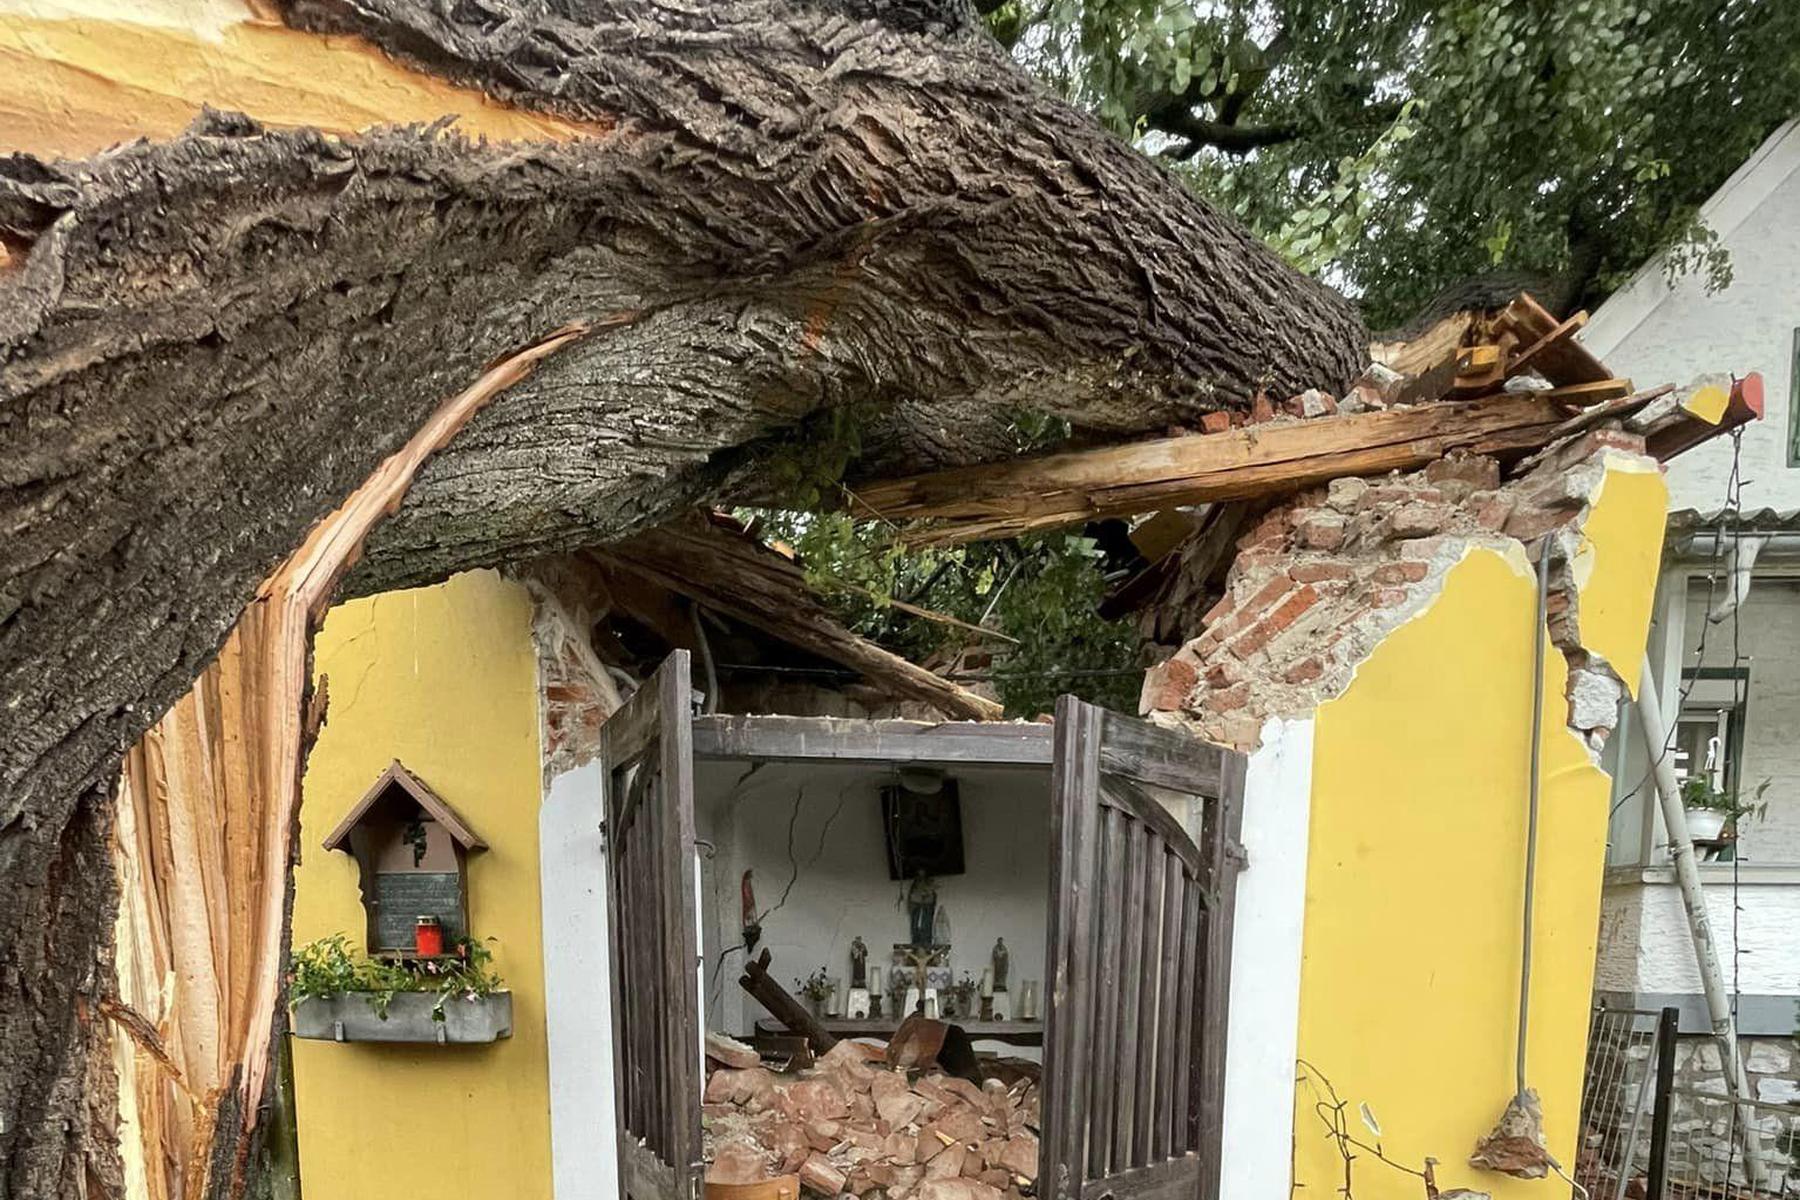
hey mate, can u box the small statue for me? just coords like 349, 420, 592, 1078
992, 937, 1009, 991
850, 936, 868, 990
906, 873, 937, 947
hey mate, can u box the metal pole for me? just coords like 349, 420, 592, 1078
1646, 1006, 1679, 1200
1632, 653, 1768, 1185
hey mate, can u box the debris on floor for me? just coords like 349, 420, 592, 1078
703, 1034, 1041, 1199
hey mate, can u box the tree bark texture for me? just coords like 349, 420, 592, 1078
0, 3, 1365, 1196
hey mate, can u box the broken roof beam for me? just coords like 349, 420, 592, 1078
856, 393, 1571, 547
590, 515, 1003, 721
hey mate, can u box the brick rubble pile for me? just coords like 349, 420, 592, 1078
704, 1040, 1040, 1200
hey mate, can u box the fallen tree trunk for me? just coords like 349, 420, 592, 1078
0, 3, 1365, 1194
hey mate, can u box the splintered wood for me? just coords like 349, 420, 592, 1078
703, 1040, 1040, 1200
854, 290, 1744, 549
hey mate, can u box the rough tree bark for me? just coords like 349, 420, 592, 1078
0, 2, 1365, 1196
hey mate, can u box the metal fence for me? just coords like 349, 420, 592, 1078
1575, 1003, 1670, 1199
1660, 1088, 1800, 1198
1574, 1001, 1800, 1199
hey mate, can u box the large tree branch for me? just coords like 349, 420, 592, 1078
0, 6, 1365, 1193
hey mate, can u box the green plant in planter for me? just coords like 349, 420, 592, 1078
794, 967, 832, 1007
290, 934, 504, 1022
1681, 776, 1772, 823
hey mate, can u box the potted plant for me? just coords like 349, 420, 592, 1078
794, 967, 832, 1017
1680, 776, 1770, 842
289, 933, 511, 1044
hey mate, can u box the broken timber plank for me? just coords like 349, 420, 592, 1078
592, 515, 1003, 720
1496, 294, 1617, 388
1645, 373, 1765, 462
1539, 379, 1633, 406
854, 393, 1569, 547
741, 950, 839, 1054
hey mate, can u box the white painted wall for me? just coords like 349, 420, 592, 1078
1597, 877, 1800, 997
538, 761, 618, 1200
697, 760, 1052, 1055
1583, 120, 1800, 514
1219, 718, 1314, 1200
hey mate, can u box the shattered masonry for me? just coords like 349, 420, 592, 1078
1140, 430, 1652, 756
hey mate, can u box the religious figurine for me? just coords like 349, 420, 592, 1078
906, 873, 937, 947
845, 937, 871, 1019
991, 937, 1009, 991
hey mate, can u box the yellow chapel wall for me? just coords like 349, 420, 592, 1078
289, 568, 553, 1200
1291, 459, 1666, 1197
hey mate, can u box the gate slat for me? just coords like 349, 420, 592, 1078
1112, 818, 1148, 1170
1133, 832, 1165, 1169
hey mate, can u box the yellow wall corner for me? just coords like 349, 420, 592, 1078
290, 568, 552, 1200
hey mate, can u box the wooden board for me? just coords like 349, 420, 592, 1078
600, 652, 705, 1200
1041, 699, 1246, 1200
854, 393, 1569, 545
693, 714, 1053, 765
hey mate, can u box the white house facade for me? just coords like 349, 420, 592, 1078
1584, 119, 1800, 1067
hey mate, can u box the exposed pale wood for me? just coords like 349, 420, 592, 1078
1540, 379, 1633, 405
1369, 310, 1475, 378
1506, 311, 1589, 378
856, 394, 1570, 546
110, 321, 597, 1200
693, 715, 1053, 765
1495, 293, 1616, 388
592, 515, 1002, 720
1507, 384, 1677, 477
1645, 372, 1766, 462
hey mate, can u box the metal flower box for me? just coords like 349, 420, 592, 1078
291, 990, 513, 1044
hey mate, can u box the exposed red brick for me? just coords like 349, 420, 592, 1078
1200, 410, 1232, 434
1425, 452, 1500, 491
1264, 584, 1321, 634
1473, 491, 1516, 531
1205, 659, 1245, 688
1370, 561, 1428, 584
1139, 656, 1199, 713
1204, 683, 1251, 712
1290, 561, 1353, 584
1202, 593, 1235, 627
1227, 621, 1275, 660
1294, 510, 1347, 551
1283, 657, 1325, 685
1370, 587, 1410, 608
1251, 390, 1277, 423
1387, 503, 1446, 538
1239, 573, 1295, 613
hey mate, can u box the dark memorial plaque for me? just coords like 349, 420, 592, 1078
373, 871, 465, 950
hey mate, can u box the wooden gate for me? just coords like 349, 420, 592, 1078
601, 651, 703, 1200
1040, 696, 1248, 1200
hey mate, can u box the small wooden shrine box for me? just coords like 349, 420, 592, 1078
322, 760, 486, 956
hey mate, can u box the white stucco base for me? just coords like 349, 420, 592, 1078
1219, 717, 1315, 1200
540, 762, 619, 1200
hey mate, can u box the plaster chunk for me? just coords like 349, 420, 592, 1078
1568, 667, 1624, 732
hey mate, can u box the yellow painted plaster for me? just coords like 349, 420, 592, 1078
0, 0, 604, 158
1568, 456, 1668, 695
291, 569, 552, 1200
1293, 460, 1667, 1198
